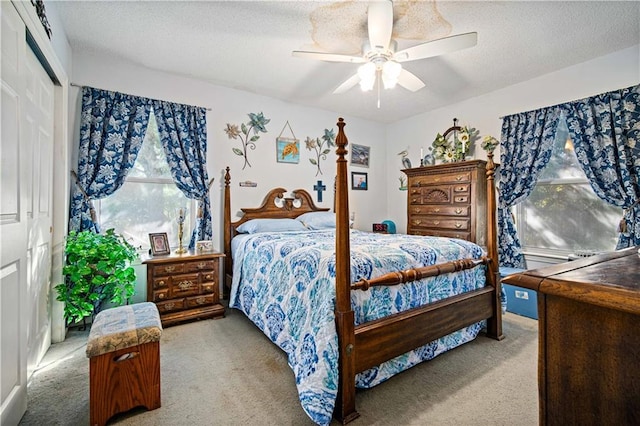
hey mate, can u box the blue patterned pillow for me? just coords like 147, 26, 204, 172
236, 218, 308, 234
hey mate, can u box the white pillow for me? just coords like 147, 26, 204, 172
236, 218, 308, 234
296, 212, 336, 230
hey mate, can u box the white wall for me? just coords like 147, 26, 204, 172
70, 51, 388, 253
385, 45, 640, 233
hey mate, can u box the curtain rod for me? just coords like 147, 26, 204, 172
70, 82, 212, 111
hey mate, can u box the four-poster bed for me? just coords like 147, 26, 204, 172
223, 118, 502, 424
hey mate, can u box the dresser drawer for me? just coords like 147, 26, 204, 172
184, 260, 217, 272
171, 273, 200, 297
408, 229, 472, 241
409, 205, 469, 217
411, 172, 471, 186
201, 282, 217, 294
410, 217, 470, 231
453, 195, 469, 203
453, 184, 469, 194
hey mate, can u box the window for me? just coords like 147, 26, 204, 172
97, 110, 193, 250
515, 118, 622, 256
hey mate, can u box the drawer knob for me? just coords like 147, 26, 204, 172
457, 186, 465, 191
433, 208, 440, 213
165, 302, 175, 310
456, 176, 463, 181
196, 297, 206, 305
198, 262, 207, 269
413, 208, 421, 214
178, 280, 194, 290
433, 220, 440, 226
455, 208, 463, 214
164, 266, 175, 272
413, 220, 422, 225
158, 293, 165, 299
158, 280, 165, 286
455, 223, 462, 228
205, 274, 213, 280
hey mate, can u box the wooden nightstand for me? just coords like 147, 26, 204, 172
143, 252, 225, 327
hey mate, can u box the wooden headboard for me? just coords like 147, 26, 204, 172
222, 167, 329, 294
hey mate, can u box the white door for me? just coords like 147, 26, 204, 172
24, 32, 55, 377
1, 2, 55, 424
1, 2, 29, 424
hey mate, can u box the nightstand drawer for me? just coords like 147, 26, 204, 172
171, 273, 200, 297
186, 294, 215, 308
153, 264, 184, 276
152, 288, 169, 302
184, 260, 216, 272
156, 298, 185, 313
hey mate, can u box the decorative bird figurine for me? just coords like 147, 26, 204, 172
398, 149, 412, 169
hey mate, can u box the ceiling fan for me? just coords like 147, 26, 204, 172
292, 0, 477, 96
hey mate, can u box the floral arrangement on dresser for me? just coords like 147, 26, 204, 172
430, 119, 479, 163
481, 135, 499, 154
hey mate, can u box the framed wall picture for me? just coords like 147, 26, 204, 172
350, 144, 370, 168
276, 137, 300, 163
351, 172, 368, 190
149, 232, 170, 256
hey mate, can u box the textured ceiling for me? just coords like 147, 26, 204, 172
52, 1, 640, 123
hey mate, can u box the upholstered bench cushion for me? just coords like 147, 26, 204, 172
86, 302, 162, 358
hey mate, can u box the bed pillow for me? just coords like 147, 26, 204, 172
236, 218, 308, 234
296, 211, 336, 230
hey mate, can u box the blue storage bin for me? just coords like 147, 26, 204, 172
502, 284, 538, 319
499, 267, 538, 320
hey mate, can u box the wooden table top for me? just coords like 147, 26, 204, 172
502, 247, 640, 315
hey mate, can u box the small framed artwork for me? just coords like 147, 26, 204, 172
276, 137, 300, 163
350, 144, 370, 168
149, 232, 170, 256
351, 172, 368, 190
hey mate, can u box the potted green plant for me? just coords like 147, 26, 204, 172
55, 228, 139, 325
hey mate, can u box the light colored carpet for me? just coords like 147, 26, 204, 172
19, 309, 538, 426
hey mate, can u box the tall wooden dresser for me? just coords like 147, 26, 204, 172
403, 160, 488, 245
143, 252, 225, 327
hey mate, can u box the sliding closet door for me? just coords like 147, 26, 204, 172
24, 30, 55, 378
1, 1, 29, 424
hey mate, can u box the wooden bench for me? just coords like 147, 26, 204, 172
86, 302, 162, 426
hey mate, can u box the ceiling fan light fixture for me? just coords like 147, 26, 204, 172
381, 60, 402, 89
358, 62, 376, 91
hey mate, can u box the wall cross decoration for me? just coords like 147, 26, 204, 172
314, 180, 326, 202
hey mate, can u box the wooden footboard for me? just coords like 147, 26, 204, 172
332, 118, 501, 423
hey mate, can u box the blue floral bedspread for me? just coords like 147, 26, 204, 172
230, 230, 486, 425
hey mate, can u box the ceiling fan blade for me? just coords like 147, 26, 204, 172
394, 32, 478, 63
333, 74, 361, 94
368, 0, 393, 51
397, 68, 425, 92
292, 50, 365, 64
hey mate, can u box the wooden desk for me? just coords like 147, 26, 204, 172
503, 247, 640, 426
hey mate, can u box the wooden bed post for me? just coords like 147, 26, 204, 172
484, 152, 504, 340
223, 166, 232, 299
333, 118, 359, 423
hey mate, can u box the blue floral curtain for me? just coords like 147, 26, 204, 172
561, 84, 640, 249
498, 106, 562, 268
153, 100, 211, 248
69, 87, 151, 232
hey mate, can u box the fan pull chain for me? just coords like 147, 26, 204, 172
377, 69, 381, 109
